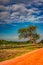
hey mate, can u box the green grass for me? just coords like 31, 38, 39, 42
0, 43, 43, 62
0, 40, 43, 62
0, 45, 43, 62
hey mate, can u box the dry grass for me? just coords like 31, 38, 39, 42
0, 48, 29, 62
0, 45, 42, 62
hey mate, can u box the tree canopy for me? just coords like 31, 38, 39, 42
18, 25, 40, 44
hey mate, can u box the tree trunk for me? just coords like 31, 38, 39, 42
33, 40, 36, 47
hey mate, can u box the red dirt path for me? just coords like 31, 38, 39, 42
0, 48, 43, 65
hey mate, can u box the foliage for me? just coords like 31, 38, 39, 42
39, 40, 43, 44
18, 25, 40, 43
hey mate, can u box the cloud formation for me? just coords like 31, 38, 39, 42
0, 0, 43, 24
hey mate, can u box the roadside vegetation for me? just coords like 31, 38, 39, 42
0, 40, 43, 62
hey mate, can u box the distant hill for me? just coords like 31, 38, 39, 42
0, 40, 29, 45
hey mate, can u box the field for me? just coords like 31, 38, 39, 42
0, 40, 43, 62
0, 43, 43, 62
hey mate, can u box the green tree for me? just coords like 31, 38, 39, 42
18, 25, 40, 45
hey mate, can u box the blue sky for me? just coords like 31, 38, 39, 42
0, 0, 43, 41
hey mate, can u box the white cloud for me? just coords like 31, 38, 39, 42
11, 4, 25, 11
0, 0, 43, 24
0, 0, 10, 4
37, 33, 43, 42
0, 5, 6, 10
11, 12, 20, 17
0, 12, 10, 19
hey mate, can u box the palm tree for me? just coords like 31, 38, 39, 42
18, 25, 40, 45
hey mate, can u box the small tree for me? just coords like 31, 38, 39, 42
18, 25, 40, 45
